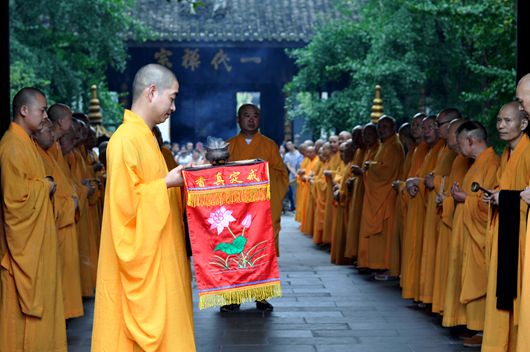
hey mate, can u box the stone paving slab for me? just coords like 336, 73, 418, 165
67, 214, 479, 351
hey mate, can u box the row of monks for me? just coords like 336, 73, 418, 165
294, 75, 530, 351
0, 88, 104, 351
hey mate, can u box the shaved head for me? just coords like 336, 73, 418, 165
12, 87, 46, 118
338, 130, 352, 143
517, 73, 530, 114
457, 121, 487, 142
447, 118, 466, 152
132, 64, 178, 103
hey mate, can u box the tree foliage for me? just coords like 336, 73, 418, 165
9, 0, 149, 127
285, 0, 516, 138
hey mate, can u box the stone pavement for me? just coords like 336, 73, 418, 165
67, 214, 478, 352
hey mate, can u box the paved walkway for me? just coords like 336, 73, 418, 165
67, 214, 477, 352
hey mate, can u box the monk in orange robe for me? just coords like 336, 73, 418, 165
301, 143, 323, 235
228, 104, 289, 256
312, 143, 331, 244
60, 128, 94, 297
481, 102, 530, 352
516, 73, 530, 352
298, 144, 316, 232
450, 122, 499, 345
389, 120, 418, 277
35, 119, 84, 320
331, 139, 354, 264
343, 128, 365, 258
0, 88, 66, 351
92, 64, 196, 351
358, 116, 404, 271
402, 115, 444, 300
321, 135, 345, 245
432, 119, 470, 316
418, 109, 459, 303
295, 142, 310, 223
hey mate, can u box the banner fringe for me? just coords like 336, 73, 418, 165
199, 282, 281, 310
187, 184, 270, 207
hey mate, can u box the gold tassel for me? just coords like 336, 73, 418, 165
198, 282, 282, 310
187, 184, 270, 207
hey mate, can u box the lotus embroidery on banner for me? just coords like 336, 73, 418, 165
208, 209, 268, 270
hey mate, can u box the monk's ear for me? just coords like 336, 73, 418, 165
521, 118, 529, 131
19, 104, 29, 119
146, 84, 158, 103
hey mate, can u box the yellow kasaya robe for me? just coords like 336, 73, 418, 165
343, 146, 369, 258
482, 134, 530, 352
433, 154, 470, 315
81, 147, 103, 250
418, 144, 457, 303
295, 156, 310, 222
312, 160, 329, 244
322, 152, 344, 245
399, 142, 430, 286
301, 158, 322, 235
518, 195, 530, 352
458, 147, 499, 331
389, 143, 416, 277
36, 144, 84, 319
357, 135, 404, 269
401, 139, 444, 299
228, 132, 289, 255
331, 161, 354, 264
298, 157, 315, 230
66, 149, 97, 296
92, 110, 195, 351
0, 123, 66, 352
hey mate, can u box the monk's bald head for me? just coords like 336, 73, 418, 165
306, 146, 316, 159
352, 125, 363, 148
12, 87, 46, 119
410, 112, 426, 141
314, 139, 325, 153
447, 118, 466, 152
132, 64, 178, 103
516, 73, 530, 114
363, 123, 378, 147
398, 122, 413, 150
329, 135, 339, 152
48, 103, 73, 139
377, 115, 396, 141
339, 139, 354, 163
338, 130, 352, 143
456, 121, 487, 158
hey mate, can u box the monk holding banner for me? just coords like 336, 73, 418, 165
91, 64, 196, 351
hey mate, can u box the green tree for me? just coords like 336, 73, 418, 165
9, 0, 149, 127
285, 0, 515, 142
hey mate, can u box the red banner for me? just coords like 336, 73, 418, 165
182, 160, 281, 309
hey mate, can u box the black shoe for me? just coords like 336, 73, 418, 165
220, 303, 240, 312
255, 300, 273, 312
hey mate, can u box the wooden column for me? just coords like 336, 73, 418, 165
516, 0, 530, 81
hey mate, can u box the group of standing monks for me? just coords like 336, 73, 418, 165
0, 88, 104, 351
295, 74, 530, 351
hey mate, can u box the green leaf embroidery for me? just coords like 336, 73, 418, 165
214, 236, 247, 255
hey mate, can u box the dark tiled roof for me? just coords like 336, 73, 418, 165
133, 0, 344, 43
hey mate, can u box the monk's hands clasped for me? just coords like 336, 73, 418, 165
165, 165, 184, 188
450, 182, 466, 203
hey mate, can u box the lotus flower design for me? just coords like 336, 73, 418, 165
208, 206, 236, 235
